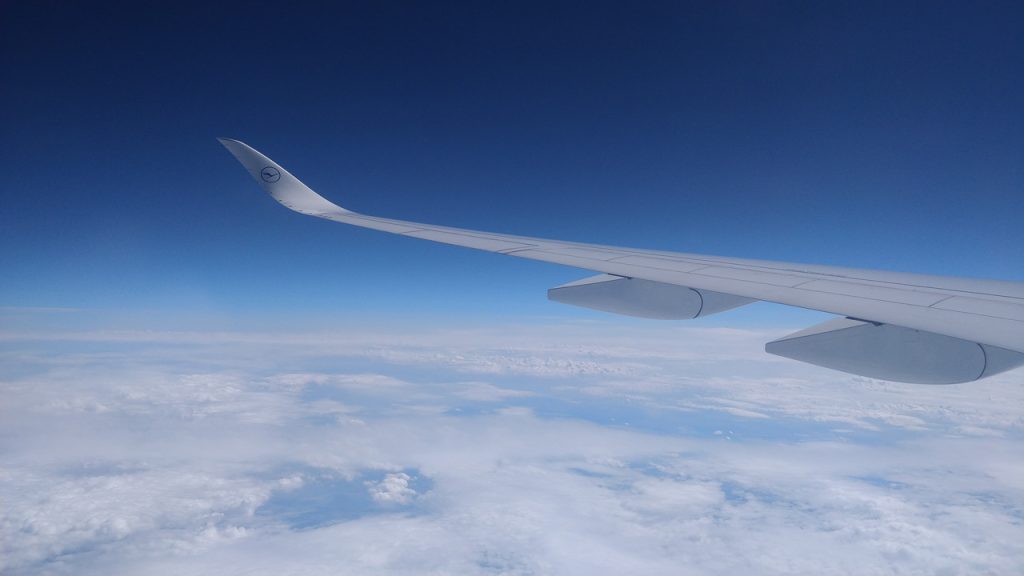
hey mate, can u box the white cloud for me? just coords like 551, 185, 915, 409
454, 382, 535, 402
366, 473, 417, 505
1, 319, 1022, 575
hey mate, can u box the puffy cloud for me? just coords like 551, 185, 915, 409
366, 473, 417, 505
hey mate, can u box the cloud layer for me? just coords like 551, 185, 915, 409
1, 321, 1022, 575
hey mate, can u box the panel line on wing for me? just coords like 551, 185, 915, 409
932, 296, 1024, 322
402, 229, 535, 252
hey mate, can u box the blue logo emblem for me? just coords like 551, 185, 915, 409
261, 166, 281, 183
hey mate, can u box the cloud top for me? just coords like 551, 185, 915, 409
2, 321, 1022, 575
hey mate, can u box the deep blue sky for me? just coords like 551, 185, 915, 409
2, 1, 1021, 322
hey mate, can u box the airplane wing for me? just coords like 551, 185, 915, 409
219, 138, 1024, 384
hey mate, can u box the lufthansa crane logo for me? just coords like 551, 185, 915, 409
260, 166, 281, 183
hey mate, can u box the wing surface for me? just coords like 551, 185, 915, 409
219, 138, 1024, 383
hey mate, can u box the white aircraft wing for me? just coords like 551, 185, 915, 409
220, 138, 1024, 384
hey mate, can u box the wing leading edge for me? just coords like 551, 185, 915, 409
219, 138, 1024, 383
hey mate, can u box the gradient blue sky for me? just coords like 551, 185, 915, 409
3, 1, 1022, 322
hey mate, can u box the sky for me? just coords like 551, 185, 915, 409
2, 0, 1022, 318
2, 2, 1023, 574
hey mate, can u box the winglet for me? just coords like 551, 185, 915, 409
218, 138, 351, 216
